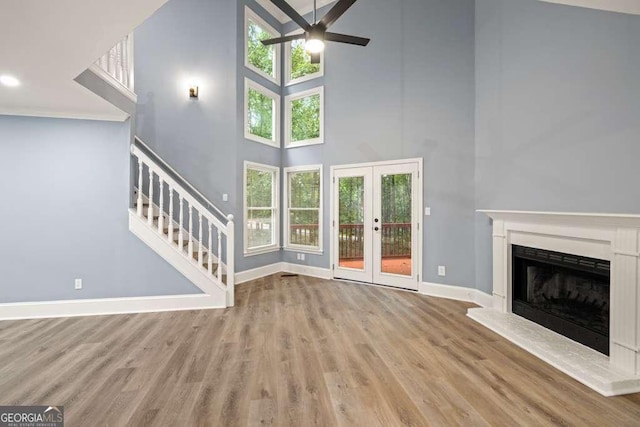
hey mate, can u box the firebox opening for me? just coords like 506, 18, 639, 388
512, 245, 610, 355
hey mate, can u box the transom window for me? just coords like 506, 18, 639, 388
284, 165, 322, 252
285, 33, 324, 86
245, 6, 280, 84
244, 78, 280, 147
244, 162, 279, 255
285, 86, 324, 148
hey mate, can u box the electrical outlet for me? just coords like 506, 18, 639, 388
425, 207, 431, 216
299, 253, 305, 261
222, 193, 228, 202
75, 279, 83, 290
438, 266, 446, 276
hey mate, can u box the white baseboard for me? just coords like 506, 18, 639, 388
419, 282, 492, 307
235, 262, 331, 284
0, 293, 223, 321
235, 262, 286, 284
282, 262, 332, 280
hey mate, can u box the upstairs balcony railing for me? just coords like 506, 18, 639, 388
94, 34, 134, 92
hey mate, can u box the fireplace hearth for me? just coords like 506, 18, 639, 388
512, 245, 610, 355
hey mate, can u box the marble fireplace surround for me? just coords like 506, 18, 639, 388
468, 210, 640, 396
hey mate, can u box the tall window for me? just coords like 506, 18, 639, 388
245, 78, 280, 147
245, 6, 280, 84
284, 165, 322, 252
285, 86, 324, 148
244, 162, 279, 255
285, 33, 324, 86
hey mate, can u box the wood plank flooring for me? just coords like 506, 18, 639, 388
1, 275, 640, 426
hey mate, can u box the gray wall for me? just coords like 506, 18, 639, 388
134, 0, 238, 234
474, 0, 640, 293
283, 0, 477, 287
0, 116, 200, 303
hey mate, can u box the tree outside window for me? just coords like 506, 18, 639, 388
286, 167, 322, 251
245, 163, 279, 253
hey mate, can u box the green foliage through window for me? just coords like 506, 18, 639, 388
290, 40, 321, 81
291, 94, 320, 143
246, 166, 277, 250
247, 20, 276, 78
248, 88, 274, 141
288, 170, 321, 248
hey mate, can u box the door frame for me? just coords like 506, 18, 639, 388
329, 158, 423, 289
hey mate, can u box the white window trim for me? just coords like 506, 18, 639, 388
244, 6, 281, 85
283, 164, 324, 254
284, 30, 324, 86
244, 161, 280, 256
285, 86, 325, 149
244, 77, 281, 148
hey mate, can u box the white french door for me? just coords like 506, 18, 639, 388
332, 160, 421, 290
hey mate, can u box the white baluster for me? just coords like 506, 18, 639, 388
217, 229, 222, 282
108, 46, 116, 76
147, 169, 154, 225
136, 158, 143, 217
208, 223, 213, 274
158, 178, 164, 234
198, 213, 203, 265
168, 187, 174, 243
188, 205, 194, 258
178, 196, 184, 250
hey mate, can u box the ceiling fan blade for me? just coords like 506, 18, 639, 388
310, 52, 321, 64
319, 0, 358, 29
261, 33, 305, 46
270, 0, 311, 30
325, 32, 370, 46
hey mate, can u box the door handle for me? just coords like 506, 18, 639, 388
374, 226, 380, 231
374, 218, 379, 223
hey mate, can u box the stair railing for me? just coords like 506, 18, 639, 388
94, 33, 134, 92
130, 142, 235, 305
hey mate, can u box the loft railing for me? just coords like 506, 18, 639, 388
94, 34, 134, 91
130, 142, 235, 304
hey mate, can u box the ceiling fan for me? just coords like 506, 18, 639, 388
261, 0, 370, 64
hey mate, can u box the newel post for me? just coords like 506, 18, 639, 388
226, 214, 235, 307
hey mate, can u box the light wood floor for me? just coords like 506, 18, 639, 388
1, 275, 640, 426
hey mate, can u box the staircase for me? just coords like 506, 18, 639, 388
129, 138, 235, 308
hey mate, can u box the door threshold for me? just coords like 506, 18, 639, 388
332, 277, 419, 293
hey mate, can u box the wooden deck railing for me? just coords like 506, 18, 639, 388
290, 223, 412, 259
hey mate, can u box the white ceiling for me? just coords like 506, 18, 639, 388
540, 0, 640, 15
0, 0, 169, 121
256, 0, 336, 24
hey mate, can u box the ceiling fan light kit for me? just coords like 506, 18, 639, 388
261, 0, 370, 64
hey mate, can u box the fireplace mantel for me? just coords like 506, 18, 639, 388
469, 209, 640, 396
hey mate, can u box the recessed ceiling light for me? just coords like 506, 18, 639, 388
0, 75, 21, 87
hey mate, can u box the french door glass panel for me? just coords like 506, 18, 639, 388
380, 173, 412, 277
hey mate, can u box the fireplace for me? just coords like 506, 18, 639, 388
512, 245, 610, 355
467, 210, 640, 396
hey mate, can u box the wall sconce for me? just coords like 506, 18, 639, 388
189, 85, 199, 98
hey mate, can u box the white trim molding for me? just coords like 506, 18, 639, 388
88, 63, 137, 103
245, 5, 281, 84
283, 164, 323, 253
0, 294, 222, 321
285, 86, 324, 148
419, 282, 492, 307
539, 0, 640, 15
244, 161, 280, 255
235, 262, 331, 285
284, 30, 324, 86
244, 77, 281, 147
473, 209, 640, 396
